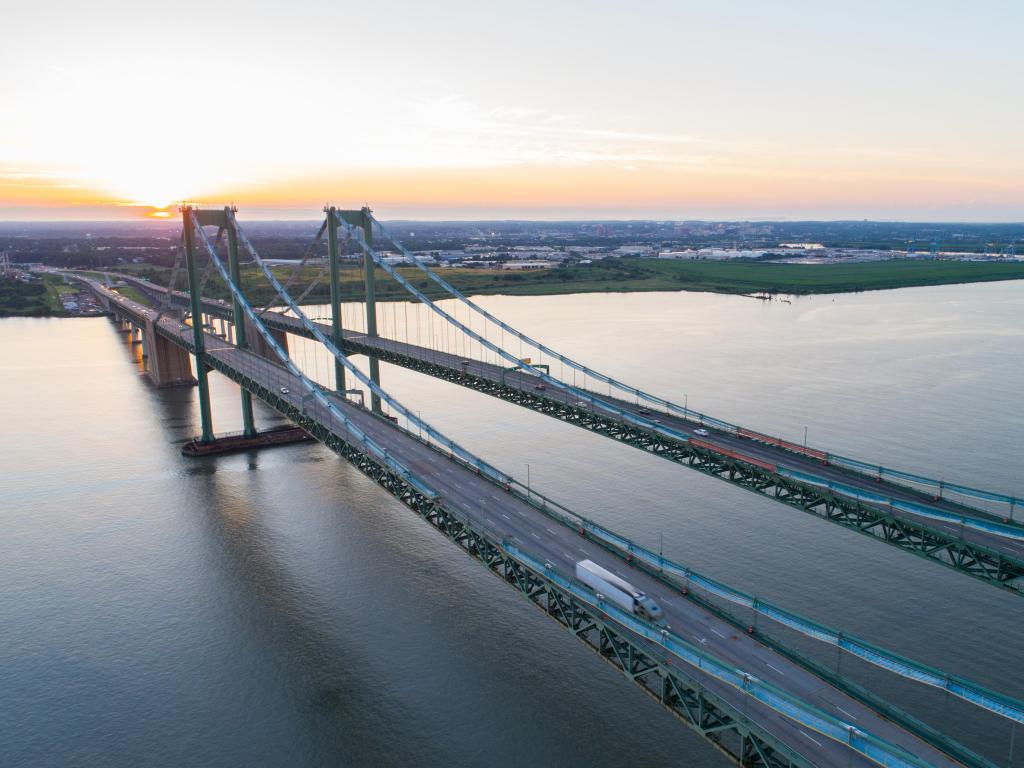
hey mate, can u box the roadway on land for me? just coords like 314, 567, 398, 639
94, 281, 962, 767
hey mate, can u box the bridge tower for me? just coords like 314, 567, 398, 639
325, 206, 346, 394
333, 207, 382, 413
225, 209, 256, 438
181, 206, 215, 443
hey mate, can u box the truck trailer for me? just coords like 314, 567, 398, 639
575, 559, 666, 627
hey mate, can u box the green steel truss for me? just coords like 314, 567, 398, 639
110, 277, 1024, 596
150, 321, 810, 767
336, 336, 1024, 596
86, 277, 1005, 767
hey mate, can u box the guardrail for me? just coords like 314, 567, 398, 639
504, 544, 934, 768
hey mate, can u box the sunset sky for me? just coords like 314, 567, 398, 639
2, 0, 1022, 221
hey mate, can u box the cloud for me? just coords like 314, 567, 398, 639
390, 93, 722, 169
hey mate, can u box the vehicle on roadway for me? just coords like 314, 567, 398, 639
694, 428, 709, 436
280, 386, 290, 395
575, 559, 666, 627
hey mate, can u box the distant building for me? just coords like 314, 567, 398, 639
502, 260, 556, 270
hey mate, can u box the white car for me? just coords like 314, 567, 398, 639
280, 386, 290, 395
694, 428, 709, 436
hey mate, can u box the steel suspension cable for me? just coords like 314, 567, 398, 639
227, 210, 513, 487
366, 213, 1023, 513
188, 210, 437, 500
342, 217, 1024, 542
334, 214, 697, 445
256, 220, 328, 316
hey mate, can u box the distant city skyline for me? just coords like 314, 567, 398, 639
3, 0, 1022, 221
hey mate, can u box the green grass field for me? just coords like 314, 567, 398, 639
108, 257, 1024, 305
0, 277, 62, 317
110, 284, 151, 306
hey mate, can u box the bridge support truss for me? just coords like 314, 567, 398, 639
166, 330, 809, 767
339, 337, 1024, 595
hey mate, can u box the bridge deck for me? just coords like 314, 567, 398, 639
93, 279, 964, 767
119, 275, 1022, 537
350, 330, 1024, 562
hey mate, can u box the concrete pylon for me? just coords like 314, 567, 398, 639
144, 319, 196, 387
243, 314, 289, 360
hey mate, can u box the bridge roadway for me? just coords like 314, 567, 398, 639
109, 273, 1024, 569
98, 283, 959, 767
357, 332, 1024, 562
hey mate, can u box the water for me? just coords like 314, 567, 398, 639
2, 281, 1022, 767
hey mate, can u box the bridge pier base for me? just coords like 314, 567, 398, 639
143, 319, 196, 388
181, 424, 313, 457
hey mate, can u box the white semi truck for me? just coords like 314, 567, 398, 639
575, 559, 667, 627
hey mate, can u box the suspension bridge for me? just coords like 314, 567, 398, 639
97, 211, 1024, 596
66, 205, 1024, 768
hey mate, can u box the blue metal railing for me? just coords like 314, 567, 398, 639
504, 543, 935, 768
576, 520, 1024, 725
188, 210, 438, 502
228, 209, 512, 489
366, 213, 1021, 515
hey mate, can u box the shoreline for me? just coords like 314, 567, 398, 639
2, 262, 1024, 315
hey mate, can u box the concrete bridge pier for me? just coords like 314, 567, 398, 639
243, 314, 289, 360
143, 319, 196, 388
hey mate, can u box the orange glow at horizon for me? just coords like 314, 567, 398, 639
2, 158, 1023, 221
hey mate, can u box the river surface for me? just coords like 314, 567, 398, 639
2, 281, 1022, 767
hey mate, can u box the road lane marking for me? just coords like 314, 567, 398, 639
766, 663, 785, 675
578, 547, 589, 555
545, 527, 556, 535
711, 629, 727, 639
501, 514, 510, 520
530, 532, 542, 540
836, 705, 858, 720
799, 731, 822, 747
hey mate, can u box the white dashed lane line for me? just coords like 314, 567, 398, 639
799, 731, 822, 747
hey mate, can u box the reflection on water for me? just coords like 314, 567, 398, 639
1, 281, 1022, 767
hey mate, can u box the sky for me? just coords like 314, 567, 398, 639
1, 0, 1022, 221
